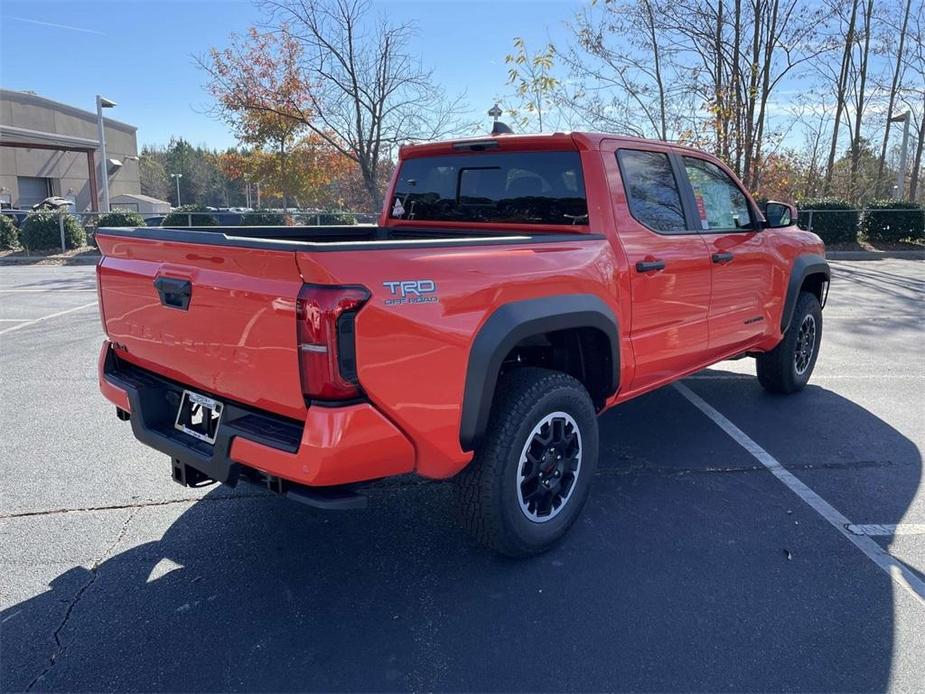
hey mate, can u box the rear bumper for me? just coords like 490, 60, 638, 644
98, 341, 415, 492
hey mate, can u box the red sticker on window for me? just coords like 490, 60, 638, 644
695, 194, 709, 229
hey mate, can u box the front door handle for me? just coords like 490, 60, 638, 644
712, 252, 734, 264
636, 260, 666, 273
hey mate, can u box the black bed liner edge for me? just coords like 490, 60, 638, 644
95, 225, 606, 252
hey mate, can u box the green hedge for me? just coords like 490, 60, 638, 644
20, 212, 86, 251
0, 214, 19, 249
319, 212, 357, 225
162, 205, 218, 227
860, 200, 924, 243
98, 210, 146, 227
242, 210, 292, 226
797, 198, 859, 244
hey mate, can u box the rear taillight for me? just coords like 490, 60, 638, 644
296, 284, 370, 401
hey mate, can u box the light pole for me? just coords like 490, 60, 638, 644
243, 174, 251, 208
96, 95, 117, 212
890, 112, 911, 199
170, 173, 183, 207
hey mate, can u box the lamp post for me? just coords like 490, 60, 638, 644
170, 173, 183, 207
889, 112, 911, 199
96, 95, 117, 212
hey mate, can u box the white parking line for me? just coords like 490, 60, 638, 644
848, 524, 925, 537
0, 288, 96, 293
673, 381, 925, 607
0, 302, 97, 336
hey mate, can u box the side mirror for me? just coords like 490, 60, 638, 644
764, 201, 798, 229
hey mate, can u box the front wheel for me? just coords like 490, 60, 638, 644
455, 367, 599, 557
756, 290, 822, 394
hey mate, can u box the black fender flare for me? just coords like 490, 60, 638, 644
459, 294, 620, 452
780, 254, 830, 332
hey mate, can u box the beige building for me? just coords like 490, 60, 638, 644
0, 89, 141, 211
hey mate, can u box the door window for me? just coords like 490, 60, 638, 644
682, 157, 753, 231
615, 150, 687, 233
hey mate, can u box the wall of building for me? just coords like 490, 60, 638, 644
0, 90, 140, 211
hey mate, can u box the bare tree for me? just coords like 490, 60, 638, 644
556, 0, 685, 141
663, 0, 824, 188
202, 0, 469, 209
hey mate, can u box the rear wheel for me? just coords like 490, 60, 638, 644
756, 290, 822, 394
456, 367, 599, 557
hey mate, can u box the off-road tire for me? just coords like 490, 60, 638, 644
756, 290, 822, 394
455, 367, 599, 557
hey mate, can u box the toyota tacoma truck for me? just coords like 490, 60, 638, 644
96, 132, 829, 556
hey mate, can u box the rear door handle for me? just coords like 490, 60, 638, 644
154, 277, 192, 310
636, 260, 666, 273
712, 252, 734, 264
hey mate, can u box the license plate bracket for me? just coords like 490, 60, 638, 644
174, 390, 224, 445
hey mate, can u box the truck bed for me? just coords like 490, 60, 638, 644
94, 223, 606, 425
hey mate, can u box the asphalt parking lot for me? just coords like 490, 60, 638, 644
1, 259, 923, 692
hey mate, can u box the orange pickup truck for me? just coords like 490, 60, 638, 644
96, 132, 829, 555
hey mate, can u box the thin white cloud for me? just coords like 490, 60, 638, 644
4, 16, 106, 36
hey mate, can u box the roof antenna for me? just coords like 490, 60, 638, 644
488, 103, 513, 135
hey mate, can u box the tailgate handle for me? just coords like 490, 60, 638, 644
154, 277, 192, 310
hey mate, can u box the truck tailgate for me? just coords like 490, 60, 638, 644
96, 234, 306, 421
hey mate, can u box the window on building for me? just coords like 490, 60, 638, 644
616, 150, 687, 233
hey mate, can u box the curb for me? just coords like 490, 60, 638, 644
826, 250, 924, 261
0, 255, 100, 265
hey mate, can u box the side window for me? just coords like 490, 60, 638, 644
616, 150, 687, 233
682, 157, 753, 231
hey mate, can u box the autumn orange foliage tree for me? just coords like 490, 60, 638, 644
217, 137, 356, 209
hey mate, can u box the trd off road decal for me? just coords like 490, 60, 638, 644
382, 280, 439, 306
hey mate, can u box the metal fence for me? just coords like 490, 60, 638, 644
37, 209, 379, 253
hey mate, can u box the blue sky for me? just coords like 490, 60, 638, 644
1, 0, 578, 149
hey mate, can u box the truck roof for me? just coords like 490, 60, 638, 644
399, 132, 709, 159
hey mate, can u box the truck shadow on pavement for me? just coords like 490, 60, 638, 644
2, 369, 921, 692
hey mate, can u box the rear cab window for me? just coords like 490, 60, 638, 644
390, 151, 588, 226
615, 149, 687, 233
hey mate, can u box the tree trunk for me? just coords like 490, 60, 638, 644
279, 139, 288, 210
823, 0, 860, 194
848, 0, 874, 201
643, 0, 668, 141
732, 0, 742, 174
361, 159, 382, 212
714, 1, 726, 156
910, 98, 925, 202
751, 0, 781, 191
876, 0, 911, 197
